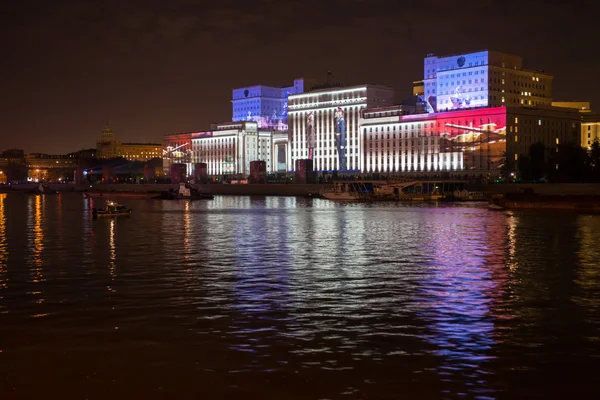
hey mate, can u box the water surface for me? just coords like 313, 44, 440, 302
0, 192, 599, 399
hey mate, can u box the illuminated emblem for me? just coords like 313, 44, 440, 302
244, 89, 249, 97
457, 56, 466, 67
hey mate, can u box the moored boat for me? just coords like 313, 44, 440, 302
155, 183, 214, 200
92, 201, 132, 219
321, 180, 418, 201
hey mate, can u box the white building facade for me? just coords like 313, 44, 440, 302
360, 107, 464, 174
190, 121, 272, 176
287, 85, 396, 172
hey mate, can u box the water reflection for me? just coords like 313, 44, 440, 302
416, 209, 508, 398
82, 197, 95, 259
26, 195, 46, 311
108, 218, 116, 289
0, 194, 7, 306
575, 215, 600, 335
1, 197, 599, 398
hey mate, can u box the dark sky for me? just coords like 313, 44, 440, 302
2, 0, 599, 154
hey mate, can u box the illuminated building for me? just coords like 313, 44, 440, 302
550, 102, 598, 149
163, 121, 275, 177
232, 78, 317, 130
272, 130, 289, 172
25, 153, 78, 182
287, 84, 396, 172
96, 125, 161, 161
581, 114, 600, 149
161, 133, 193, 176
360, 105, 581, 178
552, 101, 591, 112
413, 80, 424, 96
423, 50, 553, 113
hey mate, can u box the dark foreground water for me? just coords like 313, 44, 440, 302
0, 192, 599, 399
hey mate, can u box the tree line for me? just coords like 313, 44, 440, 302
516, 139, 600, 183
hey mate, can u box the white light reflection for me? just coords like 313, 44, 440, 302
183, 200, 191, 263
107, 218, 116, 292
506, 212, 519, 272
82, 197, 95, 260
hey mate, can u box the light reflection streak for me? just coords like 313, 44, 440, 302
506, 212, 518, 272
26, 195, 45, 306
0, 194, 7, 304
108, 218, 116, 291
82, 197, 95, 259
228, 197, 293, 358
574, 216, 600, 326
183, 201, 190, 263
416, 209, 508, 399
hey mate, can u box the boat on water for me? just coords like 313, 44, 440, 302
92, 201, 132, 219
155, 183, 214, 200
450, 190, 488, 202
25, 183, 59, 195
84, 191, 158, 199
321, 180, 418, 201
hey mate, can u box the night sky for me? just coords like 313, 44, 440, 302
3, 0, 599, 154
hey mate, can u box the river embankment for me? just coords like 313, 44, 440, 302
3, 182, 600, 197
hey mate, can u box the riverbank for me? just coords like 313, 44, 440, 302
3, 182, 600, 197
0, 183, 331, 196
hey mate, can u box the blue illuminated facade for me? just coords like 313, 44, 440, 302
231, 78, 315, 130
422, 50, 551, 113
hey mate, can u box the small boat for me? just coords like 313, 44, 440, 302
92, 201, 132, 219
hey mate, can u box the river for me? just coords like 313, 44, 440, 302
0, 192, 599, 399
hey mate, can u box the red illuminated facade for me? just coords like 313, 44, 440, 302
360, 105, 581, 179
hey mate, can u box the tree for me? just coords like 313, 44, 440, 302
519, 142, 546, 182
548, 143, 589, 183
588, 139, 600, 182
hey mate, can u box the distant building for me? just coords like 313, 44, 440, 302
25, 153, 78, 182
412, 80, 424, 96
163, 121, 277, 178
551, 101, 591, 112
287, 84, 396, 172
423, 50, 553, 113
550, 101, 597, 149
68, 148, 97, 159
96, 125, 161, 161
581, 113, 600, 149
0, 149, 26, 183
232, 78, 318, 130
